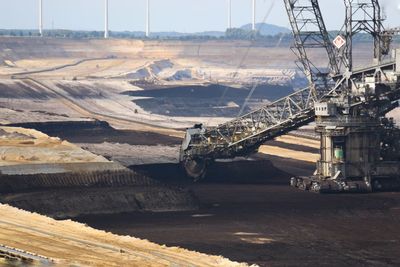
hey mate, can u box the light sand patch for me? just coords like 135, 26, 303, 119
275, 135, 320, 149
258, 145, 319, 163
0, 127, 108, 167
14, 58, 78, 70
80, 143, 180, 166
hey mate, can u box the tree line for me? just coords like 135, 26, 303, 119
0, 29, 396, 44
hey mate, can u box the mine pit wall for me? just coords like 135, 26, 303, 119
0, 169, 155, 193
1, 186, 197, 219
0, 37, 380, 71
0, 165, 198, 219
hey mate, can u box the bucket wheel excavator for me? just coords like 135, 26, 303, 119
180, 0, 400, 193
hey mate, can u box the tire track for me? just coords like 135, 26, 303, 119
10, 57, 112, 77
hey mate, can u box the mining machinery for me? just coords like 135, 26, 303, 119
180, 0, 400, 193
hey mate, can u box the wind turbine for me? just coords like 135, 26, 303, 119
252, 0, 256, 31
228, 0, 232, 30
39, 0, 43, 36
146, 0, 150, 37
104, 0, 109, 38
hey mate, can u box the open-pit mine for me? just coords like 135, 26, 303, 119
2, 1, 400, 266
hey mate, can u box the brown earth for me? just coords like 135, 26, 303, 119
80, 156, 400, 267
0, 126, 109, 167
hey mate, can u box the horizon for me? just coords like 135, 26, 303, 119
0, 0, 399, 33
0, 22, 288, 34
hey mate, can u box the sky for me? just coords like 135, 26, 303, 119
0, 0, 399, 32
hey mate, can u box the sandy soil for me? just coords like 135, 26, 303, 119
0, 126, 108, 167
81, 143, 181, 166
274, 135, 320, 149
258, 145, 320, 163
0, 38, 387, 83
0, 38, 303, 84
0, 204, 249, 267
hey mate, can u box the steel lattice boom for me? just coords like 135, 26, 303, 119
180, 86, 317, 161
180, 0, 336, 175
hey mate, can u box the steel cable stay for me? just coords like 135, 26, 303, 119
205, 0, 277, 127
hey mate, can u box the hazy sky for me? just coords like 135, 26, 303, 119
0, 0, 399, 32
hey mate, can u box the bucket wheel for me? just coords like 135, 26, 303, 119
183, 159, 207, 181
